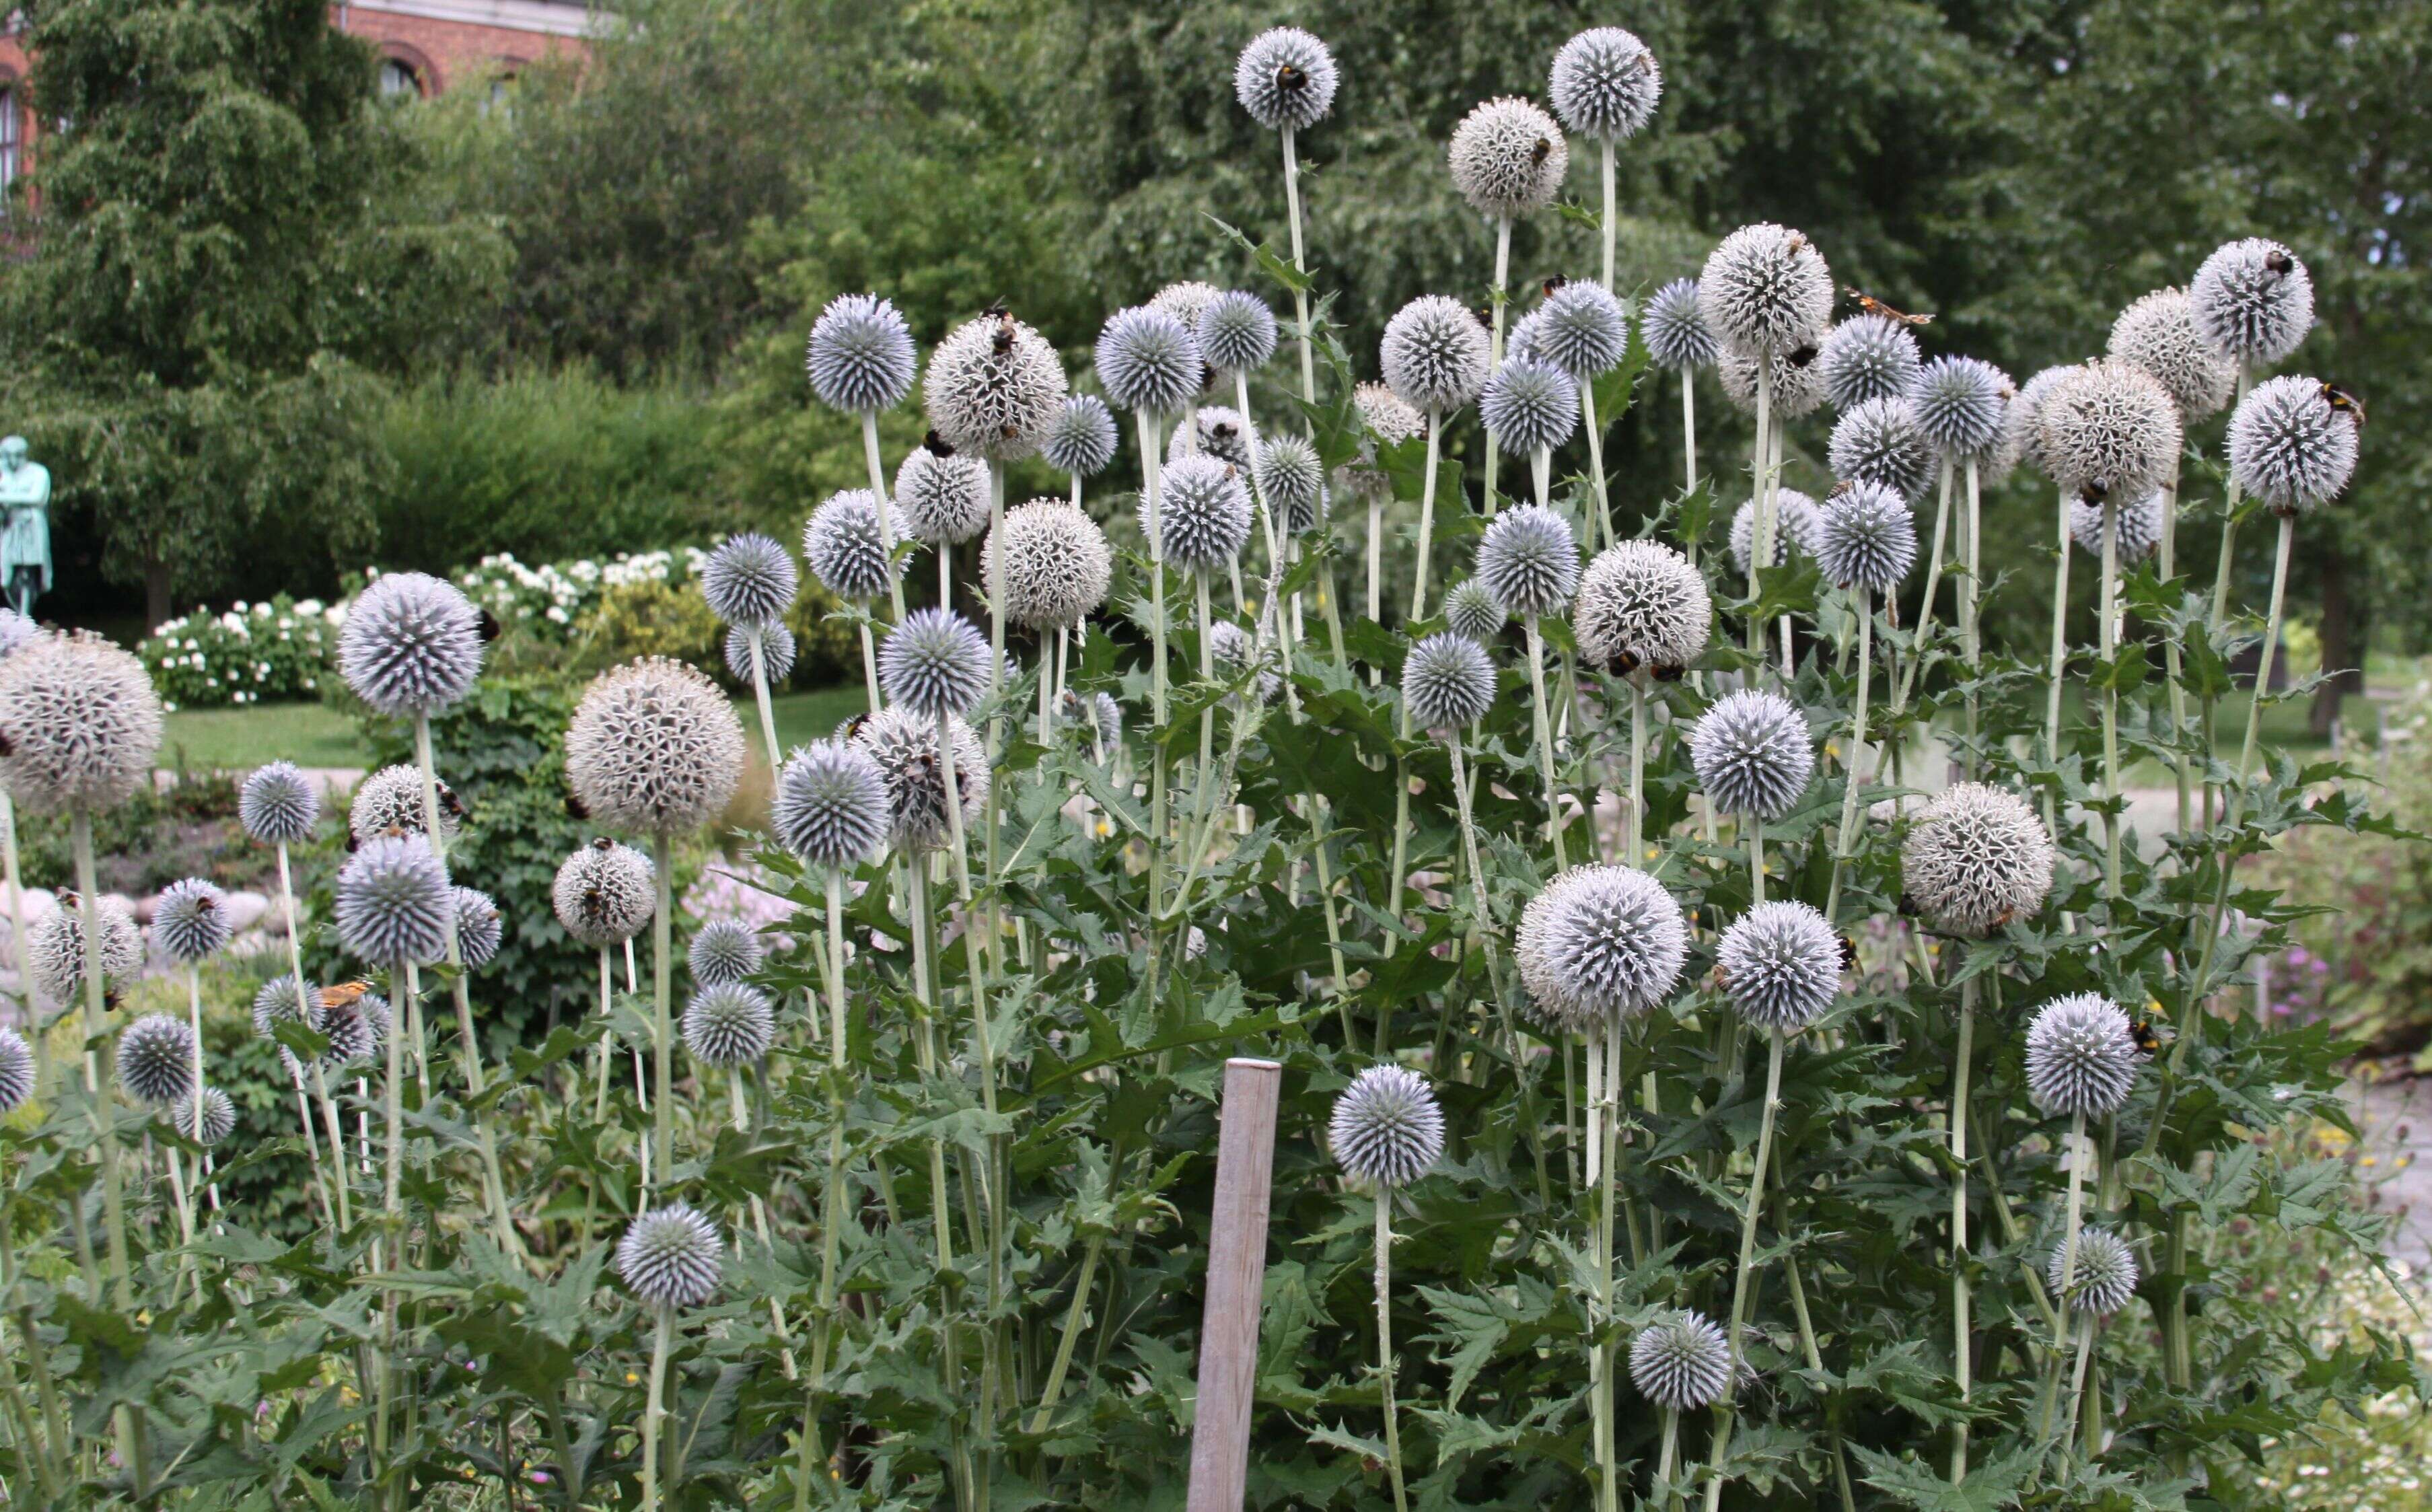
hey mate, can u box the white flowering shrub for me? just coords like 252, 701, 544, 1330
451, 546, 710, 635
137, 595, 338, 710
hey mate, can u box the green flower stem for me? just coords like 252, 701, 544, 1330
1771, 1146, 1855, 1511
1972, 1143, 2062, 1339
1598, 139, 1617, 291
593, 947, 615, 1126
1824, 594, 1874, 926
1525, 616, 1569, 869
180, 966, 205, 1258
2051, 1110, 2089, 1365
904, 861, 977, 1509
1412, 410, 1443, 622
1657, 1406, 1680, 1512
2235, 511, 2297, 791
932, 707, 1005, 1429
1702, 1028, 1786, 1512
2073, 1314, 2102, 1462
2041, 485, 2073, 842
747, 628, 783, 771
1950, 975, 1976, 1482
1894, 461, 1956, 717
2100, 504, 2124, 898
1962, 459, 1982, 776
70, 815, 133, 1310
2157, 458, 2193, 838
1480, 219, 1509, 518
1373, 1190, 1410, 1512
0, 1200, 69, 1501
1281, 124, 1317, 407
861, 410, 909, 624
643, 1305, 672, 1512
795, 865, 853, 1508
1680, 371, 1698, 499
1747, 356, 1773, 667
375, 958, 411, 1474
984, 459, 1012, 983
2202, 367, 2253, 829
1140, 408, 1172, 913
1028, 1231, 1106, 1435
651, 832, 675, 1190
1598, 1023, 1624, 1512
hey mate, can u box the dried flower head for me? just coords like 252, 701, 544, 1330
1096, 306, 1203, 417
803, 488, 911, 604
1819, 315, 1921, 411
806, 293, 916, 415
28, 894, 142, 1005
2052, 1227, 2140, 1316
1403, 633, 1497, 729
1690, 690, 1814, 820
1729, 491, 1823, 575
2190, 238, 2313, 365
1199, 291, 1279, 375
1254, 434, 1329, 533
851, 706, 988, 853
1549, 28, 1661, 140
1147, 454, 1254, 571
553, 839, 656, 947
1629, 1309, 1732, 1410
154, 877, 232, 966
1718, 343, 1826, 420
0, 630, 164, 814
350, 764, 457, 843
172, 1085, 235, 1145
1829, 397, 1935, 501
2227, 374, 2359, 514
1044, 395, 1120, 478
336, 832, 453, 968
1149, 281, 1223, 333
1449, 97, 1568, 219
618, 1204, 723, 1310
116, 1013, 196, 1106
338, 571, 485, 720
1329, 1065, 1445, 1188
683, 980, 775, 1067
1480, 357, 1581, 456
700, 533, 798, 627
1910, 356, 2012, 460
1717, 900, 1841, 1032
1515, 863, 1688, 1032
990, 500, 1112, 633
895, 444, 993, 546
2039, 359, 2182, 502
1700, 225, 1832, 351
1901, 781, 2055, 935
1574, 541, 1711, 670
1445, 579, 1510, 644
2026, 993, 2139, 1118
1816, 482, 1919, 593
1166, 406, 1255, 469
240, 760, 320, 846
2006, 364, 2081, 480
1529, 280, 1630, 380
927, 310, 1067, 460
566, 659, 746, 838
880, 608, 993, 719
1235, 26, 1338, 132
1382, 296, 1493, 413
1476, 503, 1580, 619
2109, 288, 2236, 419
1643, 279, 1717, 371
2068, 493, 2166, 560
0, 1028, 30, 1114
726, 620, 795, 688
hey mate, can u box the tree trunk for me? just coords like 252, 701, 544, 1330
2310, 541, 2363, 738
143, 556, 171, 635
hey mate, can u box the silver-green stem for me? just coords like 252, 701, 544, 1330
1824, 596, 1874, 925
651, 833, 674, 1184
1961, 458, 1982, 777
1526, 617, 1569, 868
1599, 140, 1617, 291
1747, 354, 1773, 665
643, 1306, 672, 1512
861, 410, 909, 625
1681, 372, 1698, 499
2235, 512, 2297, 789
69, 815, 132, 1308
1375, 1192, 1410, 1512
794, 867, 851, 1509
747, 628, 783, 772
1950, 977, 1976, 1482
2159, 461, 2192, 839
1281, 125, 1317, 406
1027, 1233, 1105, 1435
1894, 461, 1956, 717
1412, 412, 1443, 622
1480, 219, 1510, 517
2100, 504, 2124, 898
2042, 485, 2073, 842
1703, 1029, 1788, 1511
1581, 380, 1611, 550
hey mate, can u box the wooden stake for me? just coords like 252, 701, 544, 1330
1186, 1058, 1284, 1512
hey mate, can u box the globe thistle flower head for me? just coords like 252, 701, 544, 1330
1445, 579, 1509, 644
1549, 28, 1661, 140
1700, 225, 1832, 351
805, 293, 916, 415
2109, 288, 2236, 419
0, 1028, 30, 1115
0, 631, 163, 815
1480, 357, 1580, 454
1199, 291, 1277, 375
1043, 395, 1119, 479
1690, 690, 1814, 820
2040, 359, 2182, 503
1166, 406, 1254, 470
2069, 492, 2166, 560
172, 1085, 235, 1145
27, 894, 142, 1005
1235, 26, 1337, 132
116, 1013, 196, 1106
154, 877, 233, 966
1148, 281, 1223, 334
2190, 238, 2313, 365
240, 760, 320, 846
1253, 434, 1329, 533
1531, 280, 1629, 380
1357, 381, 1427, 448
880, 608, 993, 719
2007, 364, 2081, 480
726, 620, 795, 688
1515, 863, 1688, 1032
1910, 356, 2012, 460
700, 532, 798, 627
453, 887, 503, 970
1449, 97, 1568, 220
689, 919, 762, 988
1381, 296, 1493, 413
1717, 900, 1841, 1032
1573, 541, 1711, 671
851, 706, 988, 853
1816, 482, 1918, 593
350, 764, 458, 843
1829, 398, 1935, 502
990, 500, 1112, 632
1403, 633, 1497, 729
2227, 374, 2359, 515
1901, 781, 2055, 935
1207, 622, 1280, 706
773, 740, 890, 869
926, 310, 1067, 460
1058, 688, 1123, 754
1643, 279, 1717, 371
2025, 993, 2140, 1118
1819, 315, 1921, 411
1629, 1309, 1732, 1410
683, 980, 775, 1067
336, 832, 453, 968
1096, 306, 1203, 417
565, 659, 748, 837
1146, 454, 1254, 571
0, 608, 32, 661
1476, 503, 1580, 619
1729, 491, 1822, 576
553, 838, 656, 947
337, 571, 485, 720
803, 489, 910, 603
1719, 343, 1826, 420
895, 443, 993, 547
314, 996, 387, 1073
2052, 1227, 2141, 1317
251, 974, 322, 1041
1329, 1065, 1445, 1188
618, 1204, 723, 1311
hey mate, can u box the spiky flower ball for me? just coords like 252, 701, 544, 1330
895, 443, 993, 546
1146, 454, 1253, 571
1202, 623, 1276, 707
1445, 579, 1509, 644
1718, 343, 1826, 420
618, 1204, 724, 1311
1629, 1310, 1732, 1410
1254, 435, 1328, 534
726, 620, 795, 688
773, 740, 890, 870
1729, 491, 1823, 575
1530, 281, 1630, 380
0, 1028, 30, 1114
1199, 291, 1277, 375
1476, 503, 1580, 619
240, 760, 320, 846
1819, 314, 1921, 411
1328, 1065, 1445, 1188
153, 877, 231, 966
338, 571, 484, 720
2190, 238, 2313, 365
27, 894, 142, 1005
1690, 690, 1814, 820
1044, 395, 1119, 479
1096, 306, 1203, 417
350, 764, 456, 842
1573, 542, 1711, 671
1403, 633, 1497, 729
315, 997, 387, 1073
2040, 359, 2182, 503
1830, 397, 1935, 501
852, 706, 988, 853
2227, 374, 2359, 514
553, 839, 656, 947
806, 293, 916, 415
926, 311, 1067, 460
567, 659, 747, 836
1235, 26, 1337, 132
1448, 97, 1568, 219
1816, 482, 1919, 593
1549, 27, 1661, 139
172, 1085, 235, 1145
1382, 296, 1493, 414
1166, 406, 1254, 469
336, 832, 452, 968
1910, 356, 2012, 461
2007, 364, 2080, 480
700, 533, 798, 627
1643, 279, 1717, 371
1717, 900, 1842, 1032
0, 609, 31, 661
880, 608, 993, 719
1148, 281, 1223, 334
2052, 1227, 2140, 1316
0, 631, 164, 814
1901, 781, 2055, 935
1059, 689, 1123, 754
454, 887, 503, 970
1515, 863, 1688, 1032
683, 980, 775, 1068
989, 500, 1112, 632
1700, 224, 1832, 351
803, 489, 910, 603
1480, 357, 1580, 456
2109, 288, 2236, 419
116, 1013, 196, 1106
251, 974, 321, 1041
689, 919, 762, 988
2025, 993, 2139, 1117
2068, 493, 2166, 560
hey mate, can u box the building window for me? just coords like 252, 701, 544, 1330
379, 59, 423, 98
0, 85, 18, 193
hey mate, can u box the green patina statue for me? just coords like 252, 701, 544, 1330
0, 437, 51, 619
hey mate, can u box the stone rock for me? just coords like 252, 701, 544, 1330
221, 891, 271, 935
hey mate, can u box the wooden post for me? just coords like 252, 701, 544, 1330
1186, 1057, 1284, 1512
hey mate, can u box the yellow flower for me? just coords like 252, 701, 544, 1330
625, 1371, 641, 1385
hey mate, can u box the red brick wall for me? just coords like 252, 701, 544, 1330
334, 3, 592, 97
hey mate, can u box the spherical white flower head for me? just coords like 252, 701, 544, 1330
2068, 492, 2166, 561
1729, 490, 1822, 576
2227, 374, 2359, 515
803, 488, 910, 604
241, 760, 320, 846
700, 532, 798, 627
925, 311, 1067, 460
1357, 381, 1427, 448
1235, 26, 1337, 132
880, 608, 993, 719
2052, 1227, 2140, 1317
0, 631, 163, 815
1207, 622, 1281, 707
1058, 688, 1123, 754
337, 571, 485, 720
1517, 863, 1688, 1032
1717, 900, 1842, 1032
1096, 306, 1203, 417
1044, 395, 1119, 479
1166, 406, 1255, 470
1549, 27, 1661, 139
1690, 689, 1814, 820
618, 1204, 723, 1311
2190, 237, 2313, 365
1254, 435, 1329, 534
1532, 281, 1629, 380
1643, 279, 1717, 371
1819, 315, 1921, 411
895, 443, 993, 547
553, 838, 657, 947
688, 919, 762, 988
566, 658, 747, 838
2026, 992, 2139, 1118
1149, 281, 1223, 334
1901, 781, 2054, 935
28, 894, 142, 1005
1476, 503, 1580, 619
1629, 1309, 1731, 1410
1329, 1065, 1445, 1188
1198, 291, 1277, 375
683, 980, 775, 1068
2108, 288, 2236, 420
726, 620, 795, 687
1449, 97, 1568, 220
2039, 359, 2182, 503
1574, 541, 1711, 670
1910, 356, 2011, 460
774, 740, 890, 869
851, 706, 988, 853
153, 877, 232, 967
116, 1013, 196, 1107
1147, 454, 1253, 571
1382, 296, 1493, 413
1816, 482, 1918, 594
350, 764, 458, 844
336, 832, 453, 968
0, 608, 32, 661
1480, 357, 1581, 456
313, 997, 387, 1073
805, 293, 916, 415
1445, 579, 1510, 644
1700, 225, 1832, 352
988, 499, 1112, 633
1719, 343, 1826, 420
1403, 633, 1496, 729
172, 1085, 234, 1145
252, 974, 322, 1041
2006, 364, 2080, 480
454, 887, 503, 970
1829, 398, 1935, 502
0, 1028, 31, 1114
